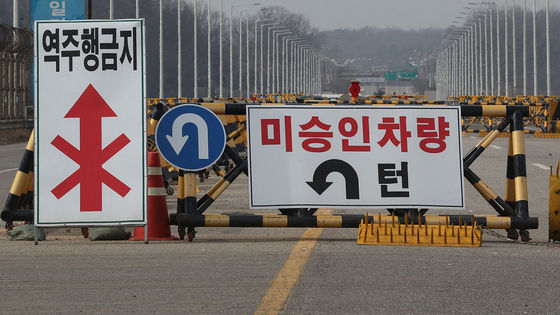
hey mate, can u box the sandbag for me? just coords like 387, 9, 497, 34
87, 227, 131, 241
7, 225, 46, 241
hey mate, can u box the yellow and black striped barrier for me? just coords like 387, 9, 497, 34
550, 161, 560, 241
169, 212, 537, 231
1, 130, 35, 225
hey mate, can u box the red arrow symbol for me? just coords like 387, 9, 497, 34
51, 84, 131, 211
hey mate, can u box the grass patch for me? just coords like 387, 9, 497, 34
0, 129, 33, 145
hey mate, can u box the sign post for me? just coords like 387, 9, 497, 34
247, 105, 464, 209
34, 20, 147, 229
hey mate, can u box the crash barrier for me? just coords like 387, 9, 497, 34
449, 95, 558, 104
154, 103, 538, 244
458, 101, 550, 135
2, 103, 541, 244
550, 162, 560, 242
1, 130, 34, 227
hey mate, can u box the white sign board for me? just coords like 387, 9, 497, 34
247, 106, 464, 209
34, 20, 147, 226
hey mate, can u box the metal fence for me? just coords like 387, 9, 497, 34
0, 24, 32, 129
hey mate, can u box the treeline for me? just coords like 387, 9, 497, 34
321, 26, 444, 72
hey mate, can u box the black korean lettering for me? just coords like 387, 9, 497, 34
102, 53, 118, 70
44, 55, 60, 72
100, 28, 118, 49
42, 29, 60, 53
81, 28, 99, 54
61, 50, 80, 71
119, 27, 137, 70
378, 162, 409, 198
62, 29, 79, 49
84, 55, 99, 71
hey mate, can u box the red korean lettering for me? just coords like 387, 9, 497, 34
299, 116, 333, 153
417, 116, 450, 153
377, 116, 411, 152
260, 116, 293, 152
338, 116, 370, 152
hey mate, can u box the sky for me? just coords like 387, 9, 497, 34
1, 0, 556, 30
219, 0, 556, 31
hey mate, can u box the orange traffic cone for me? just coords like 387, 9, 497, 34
130, 152, 177, 241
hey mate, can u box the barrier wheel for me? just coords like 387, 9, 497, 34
520, 230, 530, 242
178, 227, 186, 240
166, 187, 174, 196
187, 228, 196, 242
506, 229, 519, 240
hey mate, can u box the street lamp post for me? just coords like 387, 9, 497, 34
273, 30, 291, 94
512, 0, 517, 96
505, 0, 508, 97
230, 3, 260, 98
533, 0, 537, 95
523, 0, 527, 95
546, 0, 551, 96
178, 0, 182, 98
283, 36, 299, 93
193, 0, 198, 98
207, 0, 211, 98
496, 5, 501, 96
254, 19, 273, 96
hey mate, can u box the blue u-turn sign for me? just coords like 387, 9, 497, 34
155, 105, 226, 171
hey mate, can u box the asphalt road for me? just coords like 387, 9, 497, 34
1, 135, 560, 314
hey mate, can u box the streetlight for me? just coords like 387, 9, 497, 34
178, 0, 182, 98
283, 36, 299, 93
505, 0, 509, 97
207, 0, 211, 98
533, 0, 537, 95
260, 23, 279, 95
546, 0, 551, 96
266, 25, 284, 94
193, 0, 198, 98
273, 30, 292, 94
254, 18, 274, 96
220, 0, 224, 98
524, 0, 527, 95
239, 8, 262, 98
512, 0, 517, 96
230, 3, 260, 98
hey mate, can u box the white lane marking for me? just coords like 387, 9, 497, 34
533, 163, 550, 170
470, 136, 476, 139
0, 168, 18, 174
490, 145, 502, 150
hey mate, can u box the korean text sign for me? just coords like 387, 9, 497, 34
34, 20, 147, 226
247, 106, 464, 209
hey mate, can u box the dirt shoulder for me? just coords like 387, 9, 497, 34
0, 129, 33, 145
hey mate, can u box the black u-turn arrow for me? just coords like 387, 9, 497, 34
306, 159, 360, 199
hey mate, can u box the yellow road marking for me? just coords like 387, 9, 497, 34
254, 209, 332, 315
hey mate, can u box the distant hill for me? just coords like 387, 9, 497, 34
320, 26, 444, 72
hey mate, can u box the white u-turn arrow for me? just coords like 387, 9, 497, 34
166, 113, 209, 158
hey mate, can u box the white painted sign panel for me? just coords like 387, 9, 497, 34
34, 20, 147, 226
247, 106, 464, 209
